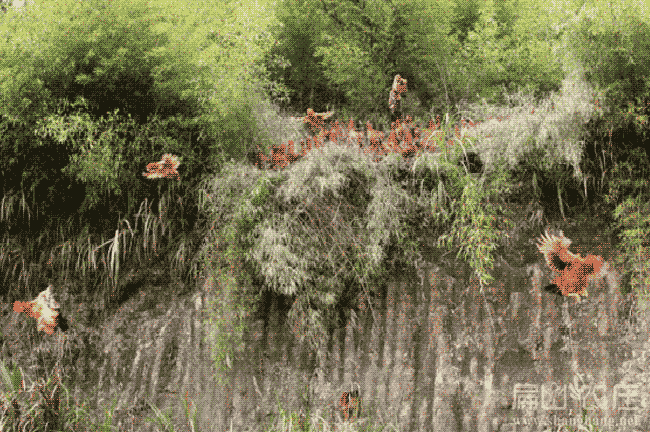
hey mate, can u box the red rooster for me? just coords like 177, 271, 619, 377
536, 230, 605, 301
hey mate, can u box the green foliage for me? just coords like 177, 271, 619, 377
613, 197, 650, 297
437, 164, 514, 286
451, 0, 482, 44
200, 147, 403, 350
606, 148, 650, 206
393, 0, 460, 113
0, 0, 284, 207
606, 148, 650, 300
270, 0, 460, 118
0, 0, 292, 300
203, 264, 261, 383
461, 0, 564, 105
562, 0, 650, 132
264, 0, 337, 111
409, 120, 518, 286
36, 99, 125, 212
266, 0, 582, 121
199, 122, 526, 349
198, 163, 275, 376
1, 0, 168, 122
312, 0, 397, 116
250, 174, 286, 208
4, 0, 650, 425
0, 360, 24, 396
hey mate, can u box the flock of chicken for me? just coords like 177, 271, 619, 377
299, 74, 417, 151
302, 109, 426, 151
132, 75, 610, 306
7, 74, 609, 432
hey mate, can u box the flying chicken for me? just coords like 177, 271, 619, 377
536, 230, 605, 301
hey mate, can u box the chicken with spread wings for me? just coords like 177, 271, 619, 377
536, 230, 604, 301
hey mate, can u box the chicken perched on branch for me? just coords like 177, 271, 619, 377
536, 230, 605, 301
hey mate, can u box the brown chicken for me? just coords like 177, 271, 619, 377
536, 230, 605, 301
142, 154, 180, 179
339, 389, 362, 421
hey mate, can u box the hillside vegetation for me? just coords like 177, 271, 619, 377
0, 0, 649, 429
